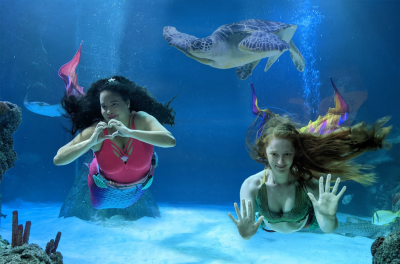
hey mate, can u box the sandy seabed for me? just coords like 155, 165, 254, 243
0, 200, 373, 264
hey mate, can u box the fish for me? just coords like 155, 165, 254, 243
24, 95, 66, 117
372, 209, 400, 226
0, 213, 6, 219
24, 41, 85, 117
342, 194, 354, 205
300, 216, 391, 239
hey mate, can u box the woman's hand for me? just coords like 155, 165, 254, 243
228, 199, 264, 240
88, 121, 114, 146
108, 119, 131, 137
308, 174, 346, 217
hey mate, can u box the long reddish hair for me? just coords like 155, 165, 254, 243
246, 115, 392, 185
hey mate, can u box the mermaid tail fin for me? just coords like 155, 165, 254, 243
58, 42, 85, 97
300, 77, 349, 134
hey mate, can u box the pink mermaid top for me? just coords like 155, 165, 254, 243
89, 112, 154, 184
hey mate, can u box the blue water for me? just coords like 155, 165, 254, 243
0, 0, 399, 263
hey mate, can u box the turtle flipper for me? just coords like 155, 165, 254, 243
288, 40, 305, 72
264, 53, 283, 72
163, 26, 213, 65
238, 31, 289, 53
163, 26, 198, 52
236, 60, 260, 80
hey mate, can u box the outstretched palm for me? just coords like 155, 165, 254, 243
308, 174, 346, 217
228, 199, 264, 239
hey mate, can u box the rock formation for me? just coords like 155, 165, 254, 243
0, 101, 22, 228
371, 230, 400, 264
0, 211, 63, 264
0, 101, 22, 184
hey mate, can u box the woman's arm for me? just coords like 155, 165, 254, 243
53, 122, 108, 166
234, 174, 263, 240
307, 180, 338, 233
307, 175, 346, 233
315, 212, 338, 233
127, 111, 176, 148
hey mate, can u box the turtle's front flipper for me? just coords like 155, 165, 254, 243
288, 40, 305, 72
163, 26, 198, 52
163, 26, 213, 65
236, 59, 260, 80
238, 31, 289, 73
238, 31, 289, 54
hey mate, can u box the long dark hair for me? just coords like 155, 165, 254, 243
61, 76, 176, 135
246, 115, 392, 186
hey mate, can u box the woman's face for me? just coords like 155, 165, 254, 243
100, 90, 130, 122
266, 137, 295, 175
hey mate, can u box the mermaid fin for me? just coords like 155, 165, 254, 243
58, 41, 85, 97
93, 174, 108, 189
300, 77, 349, 134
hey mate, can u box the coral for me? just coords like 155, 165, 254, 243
1, 211, 63, 263
11, 211, 18, 247
0, 102, 10, 115
45, 232, 62, 256
0, 243, 63, 264
11, 211, 31, 247
0, 101, 22, 184
371, 236, 385, 256
53, 232, 61, 254
23, 221, 31, 244
0, 234, 10, 250
45, 240, 55, 255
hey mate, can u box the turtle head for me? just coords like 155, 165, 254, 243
189, 37, 214, 58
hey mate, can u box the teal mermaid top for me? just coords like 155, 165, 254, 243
255, 169, 319, 230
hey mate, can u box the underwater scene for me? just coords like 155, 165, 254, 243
0, 0, 400, 263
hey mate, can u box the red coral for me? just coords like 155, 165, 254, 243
53, 232, 62, 253
45, 231, 62, 255
11, 211, 18, 247
11, 211, 32, 247
23, 221, 31, 244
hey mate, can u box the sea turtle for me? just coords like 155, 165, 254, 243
163, 19, 305, 80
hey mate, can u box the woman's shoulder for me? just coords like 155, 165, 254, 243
134, 111, 153, 119
133, 111, 158, 128
241, 170, 265, 192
